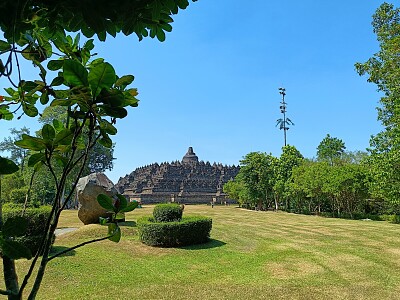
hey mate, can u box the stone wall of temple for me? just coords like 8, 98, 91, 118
115, 147, 240, 204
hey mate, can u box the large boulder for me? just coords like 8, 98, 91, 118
77, 173, 118, 225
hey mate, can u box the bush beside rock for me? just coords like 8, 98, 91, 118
2, 205, 53, 255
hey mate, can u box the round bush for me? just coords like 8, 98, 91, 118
137, 216, 212, 247
153, 203, 183, 222
2, 205, 53, 256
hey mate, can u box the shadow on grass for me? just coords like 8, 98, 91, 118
49, 245, 76, 258
180, 239, 226, 250
119, 221, 137, 227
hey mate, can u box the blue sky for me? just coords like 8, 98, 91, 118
0, 0, 388, 183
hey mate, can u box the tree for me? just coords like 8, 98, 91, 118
274, 145, 304, 211
355, 3, 400, 207
238, 152, 278, 210
0, 1, 197, 299
316, 134, 346, 165
0, 127, 30, 171
223, 179, 246, 206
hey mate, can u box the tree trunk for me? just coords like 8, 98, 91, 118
3, 257, 20, 300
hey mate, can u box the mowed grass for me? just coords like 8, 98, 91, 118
5, 205, 400, 299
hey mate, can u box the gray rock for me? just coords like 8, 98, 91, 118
77, 173, 117, 225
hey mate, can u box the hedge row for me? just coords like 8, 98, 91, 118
153, 203, 183, 222
137, 216, 212, 247
2, 205, 53, 255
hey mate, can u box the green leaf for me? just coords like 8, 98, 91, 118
0, 40, 11, 51
22, 103, 39, 117
15, 134, 46, 151
83, 39, 95, 51
47, 60, 64, 71
40, 90, 49, 105
99, 106, 127, 118
115, 75, 134, 89
99, 119, 117, 135
54, 154, 68, 167
2, 217, 28, 237
120, 201, 139, 213
0, 107, 14, 121
21, 81, 39, 92
99, 217, 108, 225
156, 28, 166, 42
63, 60, 88, 87
50, 76, 65, 87
0, 156, 19, 175
98, 134, 113, 148
115, 212, 125, 221
88, 62, 116, 97
97, 194, 114, 211
41, 124, 56, 141
54, 129, 74, 145
108, 224, 121, 243
116, 194, 127, 210
1, 239, 32, 260
53, 119, 64, 131
28, 153, 45, 167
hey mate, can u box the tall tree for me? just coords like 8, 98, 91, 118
316, 134, 346, 165
355, 3, 400, 207
239, 152, 278, 210
275, 145, 304, 211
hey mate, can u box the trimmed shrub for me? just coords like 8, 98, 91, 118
153, 203, 183, 222
2, 205, 53, 255
380, 214, 400, 224
137, 216, 212, 247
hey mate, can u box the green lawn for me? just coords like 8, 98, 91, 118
6, 205, 400, 299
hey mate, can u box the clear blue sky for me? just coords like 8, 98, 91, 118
0, 0, 387, 183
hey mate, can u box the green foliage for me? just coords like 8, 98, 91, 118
153, 203, 183, 222
317, 134, 346, 165
2, 206, 53, 257
9, 186, 29, 204
355, 3, 400, 206
137, 216, 212, 247
0, 0, 198, 44
380, 214, 400, 224
238, 152, 278, 208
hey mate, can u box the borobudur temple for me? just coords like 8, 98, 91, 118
115, 147, 240, 204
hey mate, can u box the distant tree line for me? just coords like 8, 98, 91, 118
224, 135, 398, 220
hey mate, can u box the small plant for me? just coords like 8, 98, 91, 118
97, 194, 139, 242
153, 203, 183, 222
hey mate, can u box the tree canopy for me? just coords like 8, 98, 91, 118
0, 0, 198, 43
355, 2, 400, 205
316, 134, 346, 165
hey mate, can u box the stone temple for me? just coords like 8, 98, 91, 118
115, 147, 240, 204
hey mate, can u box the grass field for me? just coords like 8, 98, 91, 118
5, 205, 400, 299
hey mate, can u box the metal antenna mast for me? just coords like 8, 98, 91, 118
276, 87, 294, 146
